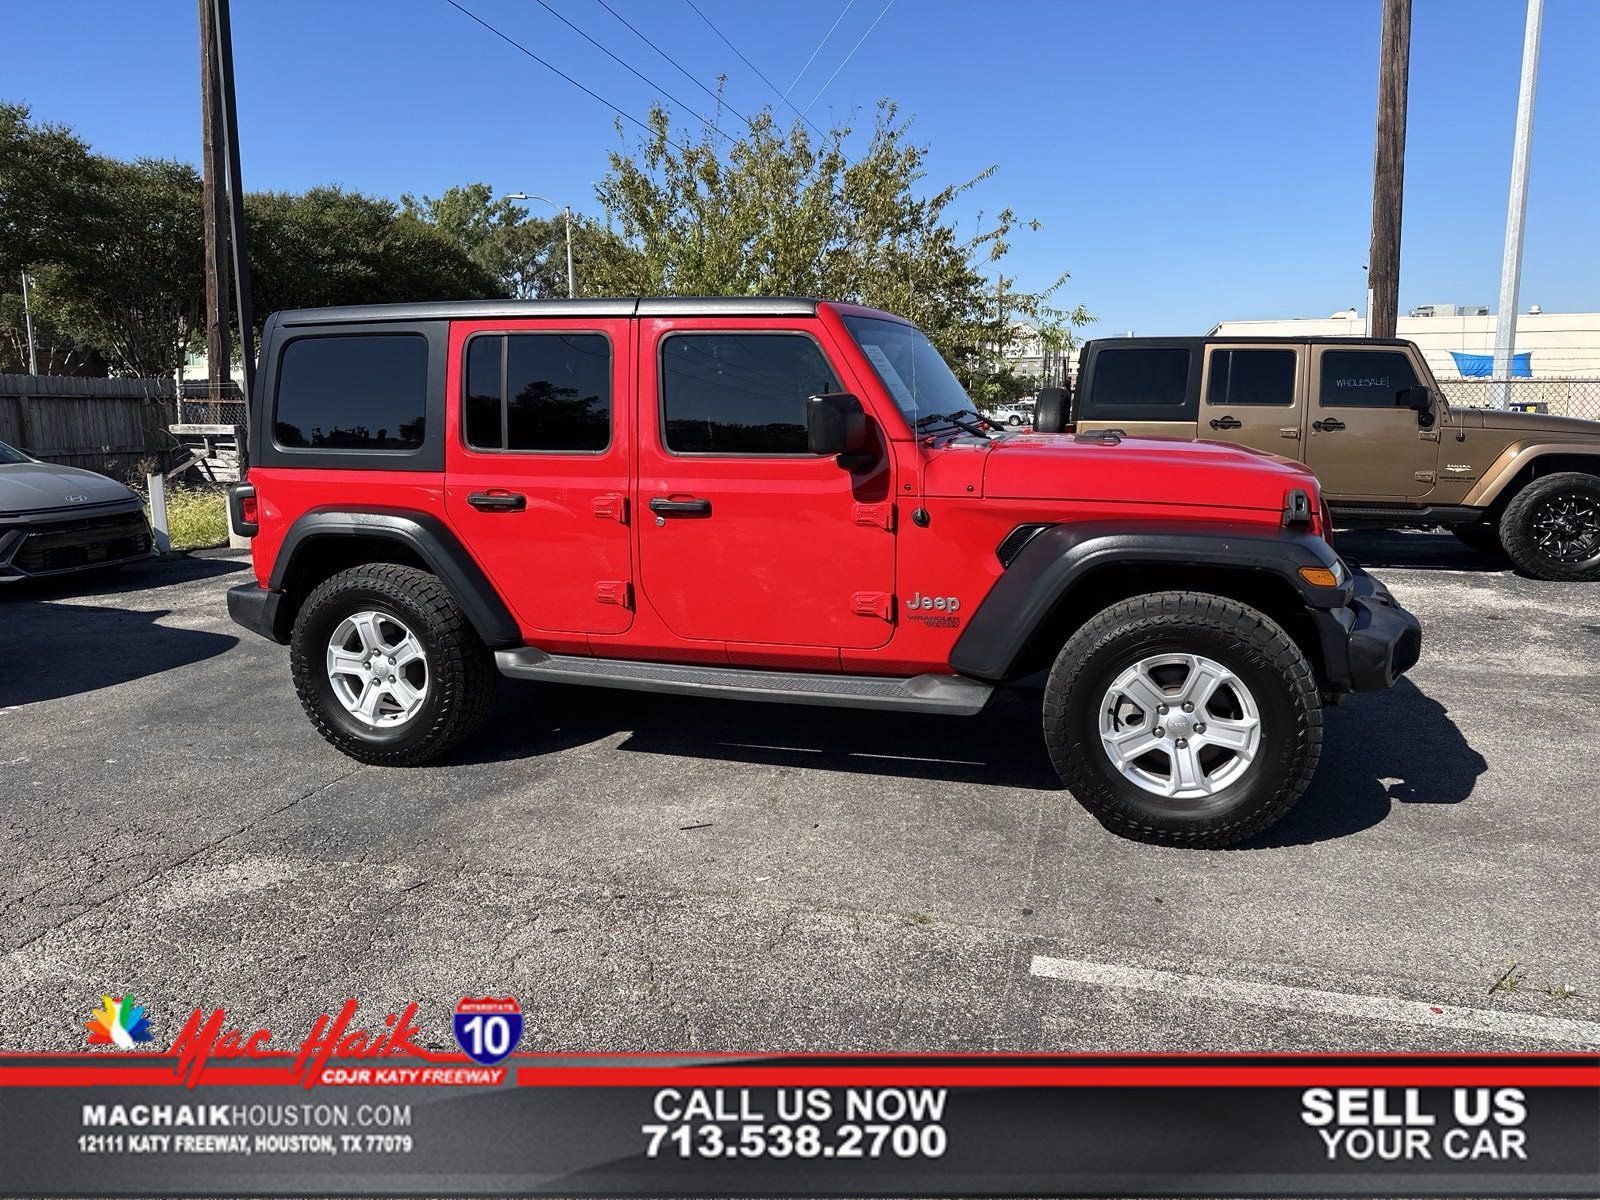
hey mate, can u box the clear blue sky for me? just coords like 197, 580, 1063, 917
5, 0, 1597, 335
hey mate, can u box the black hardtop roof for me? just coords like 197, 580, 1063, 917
273, 296, 829, 327
1083, 335, 1415, 350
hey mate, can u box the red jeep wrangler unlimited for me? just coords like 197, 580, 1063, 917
227, 298, 1420, 847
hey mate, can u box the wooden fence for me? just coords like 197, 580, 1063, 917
0, 374, 181, 480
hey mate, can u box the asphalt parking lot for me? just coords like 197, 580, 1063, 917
2, 531, 1597, 1054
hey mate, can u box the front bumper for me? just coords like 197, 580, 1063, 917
1312, 568, 1422, 693
0, 500, 154, 582
227, 582, 288, 644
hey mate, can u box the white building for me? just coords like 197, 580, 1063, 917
1209, 307, 1600, 380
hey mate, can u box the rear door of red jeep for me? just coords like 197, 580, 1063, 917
443, 314, 634, 641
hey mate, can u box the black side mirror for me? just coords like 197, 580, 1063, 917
1397, 385, 1435, 427
805, 392, 874, 467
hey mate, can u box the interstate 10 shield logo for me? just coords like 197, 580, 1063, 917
453, 996, 522, 1065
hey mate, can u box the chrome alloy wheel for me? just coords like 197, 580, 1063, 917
326, 611, 428, 728
1097, 653, 1261, 799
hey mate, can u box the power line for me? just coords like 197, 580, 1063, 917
528, 0, 732, 142
443, 0, 689, 153
592, 0, 756, 130
802, 0, 894, 116
784, 0, 855, 99
682, 0, 826, 138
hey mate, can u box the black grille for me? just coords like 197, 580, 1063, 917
12, 512, 151, 575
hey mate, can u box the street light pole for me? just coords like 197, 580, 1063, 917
506, 192, 575, 298
19, 271, 38, 375
1491, 0, 1544, 409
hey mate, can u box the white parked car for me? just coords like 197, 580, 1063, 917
989, 403, 1034, 428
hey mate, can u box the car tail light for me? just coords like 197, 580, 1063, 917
241, 494, 259, 526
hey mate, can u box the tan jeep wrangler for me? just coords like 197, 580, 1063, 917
1033, 336, 1600, 581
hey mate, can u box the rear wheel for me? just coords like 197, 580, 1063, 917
290, 563, 495, 765
1043, 592, 1321, 847
1499, 472, 1600, 582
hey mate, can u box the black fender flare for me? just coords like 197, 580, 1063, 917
269, 508, 521, 647
948, 521, 1349, 683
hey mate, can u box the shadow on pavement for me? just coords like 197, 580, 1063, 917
465, 674, 1484, 839
1334, 527, 1507, 573
457, 680, 1063, 790
0, 600, 239, 707
1248, 678, 1486, 848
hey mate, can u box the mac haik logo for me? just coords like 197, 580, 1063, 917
453, 996, 522, 1066
168, 999, 426, 1088
86, 994, 154, 1048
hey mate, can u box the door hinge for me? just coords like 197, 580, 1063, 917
852, 502, 895, 532
592, 493, 628, 524
1280, 427, 1301, 440
1415, 471, 1436, 483
595, 580, 632, 609
852, 591, 894, 621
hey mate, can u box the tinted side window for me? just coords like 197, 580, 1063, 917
1089, 348, 1191, 409
661, 333, 838, 454
1209, 349, 1297, 407
274, 334, 427, 450
1320, 350, 1418, 408
464, 332, 611, 452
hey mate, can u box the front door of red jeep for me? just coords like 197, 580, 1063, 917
444, 317, 634, 639
635, 318, 896, 661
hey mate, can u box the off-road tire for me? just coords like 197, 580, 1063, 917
290, 563, 495, 766
1451, 522, 1504, 556
1499, 472, 1600, 582
1043, 591, 1322, 848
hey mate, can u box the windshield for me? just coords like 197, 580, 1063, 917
0, 440, 31, 465
842, 315, 974, 427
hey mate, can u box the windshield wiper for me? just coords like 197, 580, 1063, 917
914, 409, 991, 437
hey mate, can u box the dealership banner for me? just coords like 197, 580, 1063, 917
5, 1005, 1600, 1199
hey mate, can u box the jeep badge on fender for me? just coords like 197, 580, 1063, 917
226, 297, 1421, 849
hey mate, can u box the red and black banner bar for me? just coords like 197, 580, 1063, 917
1, 1053, 1596, 1196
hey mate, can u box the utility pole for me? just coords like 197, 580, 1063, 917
1367, 0, 1411, 339
199, 0, 231, 420
1492, 0, 1544, 409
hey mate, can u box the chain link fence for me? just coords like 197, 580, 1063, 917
179, 380, 247, 427
1438, 378, 1600, 421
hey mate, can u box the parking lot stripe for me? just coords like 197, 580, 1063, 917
1030, 955, 1600, 1047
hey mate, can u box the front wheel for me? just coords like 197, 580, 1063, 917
1043, 592, 1322, 847
290, 563, 495, 765
1499, 472, 1600, 582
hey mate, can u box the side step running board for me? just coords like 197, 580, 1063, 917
494, 649, 994, 715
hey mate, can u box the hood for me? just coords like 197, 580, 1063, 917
1466, 408, 1600, 439
0, 460, 138, 515
980, 433, 1318, 511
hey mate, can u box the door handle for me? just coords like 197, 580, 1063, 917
649, 497, 712, 516
1208, 415, 1242, 430
467, 491, 526, 512
1280, 427, 1301, 440
1312, 418, 1346, 433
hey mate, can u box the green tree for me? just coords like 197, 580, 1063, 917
247, 186, 502, 324
585, 100, 1090, 404
0, 102, 107, 282
35, 158, 205, 378
403, 183, 617, 300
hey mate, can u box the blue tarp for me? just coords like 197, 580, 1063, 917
1450, 351, 1531, 377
